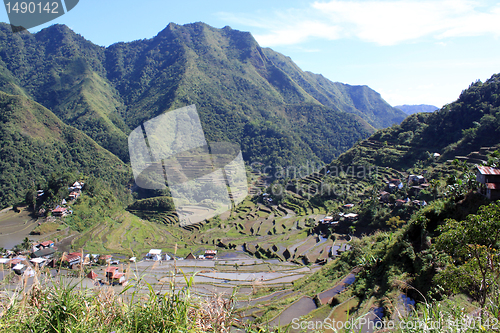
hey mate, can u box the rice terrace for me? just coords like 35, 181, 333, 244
2, 9, 500, 333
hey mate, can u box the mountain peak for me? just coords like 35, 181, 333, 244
394, 104, 439, 115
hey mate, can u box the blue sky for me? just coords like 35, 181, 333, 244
2, 0, 500, 108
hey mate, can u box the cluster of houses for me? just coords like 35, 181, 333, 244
0, 239, 57, 276
319, 204, 359, 227
37, 181, 84, 217
376, 164, 500, 205
0, 252, 128, 287
0, 237, 131, 287
262, 193, 273, 204
378, 175, 430, 206
0, 256, 37, 276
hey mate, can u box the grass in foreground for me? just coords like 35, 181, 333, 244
0, 269, 235, 333
0, 268, 295, 333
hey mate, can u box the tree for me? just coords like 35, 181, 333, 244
349, 225, 356, 236
21, 237, 32, 251
25, 188, 37, 211
435, 202, 500, 308
386, 216, 405, 229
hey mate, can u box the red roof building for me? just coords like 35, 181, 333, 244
87, 271, 98, 280
52, 207, 68, 216
98, 255, 113, 264
40, 240, 55, 248
62, 252, 82, 266
105, 266, 126, 284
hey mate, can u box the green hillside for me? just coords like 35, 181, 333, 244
0, 22, 406, 171
0, 91, 132, 208
0, 24, 130, 161
211, 74, 500, 331
334, 74, 500, 170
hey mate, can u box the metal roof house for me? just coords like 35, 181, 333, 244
476, 166, 500, 200
146, 249, 162, 261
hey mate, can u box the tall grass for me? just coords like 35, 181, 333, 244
0, 268, 236, 333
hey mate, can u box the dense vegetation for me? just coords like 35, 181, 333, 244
0, 92, 132, 208
233, 74, 500, 331
0, 22, 406, 197
3, 19, 500, 332
0, 273, 237, 333
336, 74, 500, 170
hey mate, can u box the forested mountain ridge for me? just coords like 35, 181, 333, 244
262, 48, 407, 128
335, 74, 500, 169
0, 91, 132, 208
0, 24, 131, 161
0, 22, 404, 168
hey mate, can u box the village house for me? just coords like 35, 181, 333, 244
30, 257, 47, 268
204, 250, 217, 260
408, 175, 426, 185
387, 179, 403, 192
52, 206, 69, 217
31, 247, 56, 259
71, 181, 84, 191
38, 240, 55, 250
87, 270, 98, 280
344, 213, 359, 221
476, 165, 500, 200
0, 258, 10, 268
98, 254, 113, 265
320, 216, 334, 224
9, 258, 23, 269
395, 199, 407, 207
146, 249, 162, 261
12, 263, 26, 275
62, 252, 82, 268
379, 191, 390, 203
105, 266, 126, 285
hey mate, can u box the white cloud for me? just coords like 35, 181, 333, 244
254, 20, 342, 46
219, 0, 500, 46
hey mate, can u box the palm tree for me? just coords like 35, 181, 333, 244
21, 237, 31, 251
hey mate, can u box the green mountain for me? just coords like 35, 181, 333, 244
395, 104, 438, 115
262, 48, 407, 128
0, 22, 404, 168
0, 91, 131, 208
0, 24, 131, 162
335, 75, 500, 169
